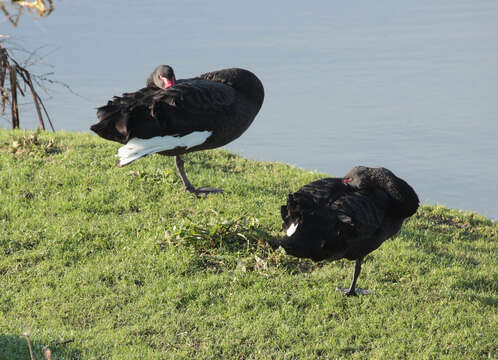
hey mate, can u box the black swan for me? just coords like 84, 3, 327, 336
280, 166, 419, 296
90, 65, 264, 195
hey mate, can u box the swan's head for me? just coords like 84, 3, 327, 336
342, 165, 371, 189
147, 65, 176, 89
343, 166, 419, 218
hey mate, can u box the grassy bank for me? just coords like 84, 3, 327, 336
0, 129, 496, 359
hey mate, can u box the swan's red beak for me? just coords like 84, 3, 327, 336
343, 177, 353, 184
159, 75, 175, 89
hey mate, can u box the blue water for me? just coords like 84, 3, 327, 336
2, 1, 497, 220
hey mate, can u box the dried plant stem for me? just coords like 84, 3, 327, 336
43, 346, 53, 360
14, 0, 54, 17
9, 63, 19, 128
0, 3, 20, 26
23, 333, 35, 360
0, 43, 55, 131
26, 71, 45, 129
56, 338, 74, 346
35, 88, 55, 131
0, 0, 54, 26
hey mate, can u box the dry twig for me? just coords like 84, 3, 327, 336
0, 0, 54, 26
22, 332, 35, 360
0, 41, 55, 130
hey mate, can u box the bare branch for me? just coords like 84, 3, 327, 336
9, 63, 19, 128
0, 3, 21, 26
0, 1, 70, 131
0, 42, 56, 130
35, 88, 54, 131
1, 0, 54, 27
25, 71, 44, 129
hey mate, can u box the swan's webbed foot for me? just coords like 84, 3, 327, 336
335, 258, 372, 297
336, 287, 372, 296
342, 287, 358, 297
175, 155, 223, 197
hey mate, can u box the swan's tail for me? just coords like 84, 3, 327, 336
116, 131, 213, 167
90, 104, 130, 144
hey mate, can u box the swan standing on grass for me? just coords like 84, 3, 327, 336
91, 65, 264, 195
280, 166, 419, 296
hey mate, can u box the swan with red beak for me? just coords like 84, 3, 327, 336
280, 166, 419, 296
91, 65, 264, 195
146, 65, 176, 89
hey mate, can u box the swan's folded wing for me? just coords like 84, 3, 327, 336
330, 189, 390, 245
93, 80, 237, 142
295, 178, 348, 208
153, 80, 237, 115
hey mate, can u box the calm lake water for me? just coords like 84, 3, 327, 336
3, 1, 497, 220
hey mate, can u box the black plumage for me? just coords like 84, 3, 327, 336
280, 166, 419, 296
90, 65, 264, 195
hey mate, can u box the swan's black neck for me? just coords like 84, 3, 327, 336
346, 166, 419, 219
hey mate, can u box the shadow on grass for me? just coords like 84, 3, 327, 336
452, 275, 497, 293
402, 228, 481, 267
0, 334, 81, 360
473, 294, 498, 308
232, 183, 288, 198
187, 157, 246, 175
411, 208, 497, 242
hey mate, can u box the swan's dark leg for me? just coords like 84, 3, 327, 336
174, 155, 223, 195
342, 258, 363, 296
174, 155, 195, 192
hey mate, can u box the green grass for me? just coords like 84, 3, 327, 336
0, 128, 496, 359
